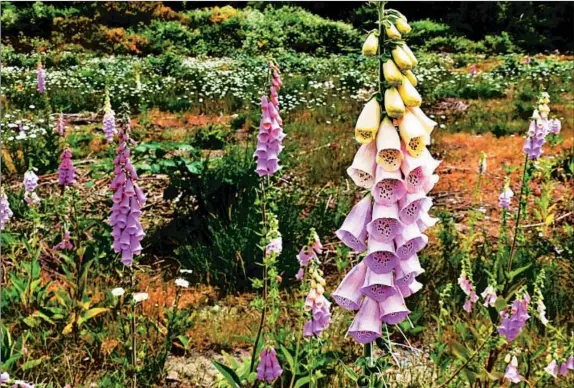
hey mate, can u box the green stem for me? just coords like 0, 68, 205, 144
507, 154, 529, 272
130, 269, 137, 388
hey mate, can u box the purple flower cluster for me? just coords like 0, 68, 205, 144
498, 292, 530, 342
23, 170, 40, 206
0, 190, 13, 230
110, 123, 146, 266
256, 347, 283, 383
53, 231, 73, 251
499, 186, 514, 209
58, 149, 76, 187
458, 272, 478, 313
522, 94, 561, 160
254, 65, 285, 177
37, 64, 46, 94
504, 356, 521, 384
55, 113, 66, 135
546, 356, 574, 379
103, 110, 116, 143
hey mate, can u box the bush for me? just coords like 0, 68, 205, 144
482, 31, 517, 55
424, 35, 485, 54
409, 19, 452, 48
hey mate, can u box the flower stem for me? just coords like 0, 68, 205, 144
507, 154, 529, 272
130, 268, 137, 388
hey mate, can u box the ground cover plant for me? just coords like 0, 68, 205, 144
1, 1, 573, 387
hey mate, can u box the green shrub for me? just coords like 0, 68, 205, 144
424, 35, 485, 54
409, 19, 452, 47
482, 31, 517, 55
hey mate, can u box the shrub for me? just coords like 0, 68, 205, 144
409, 19, 452, 47
482, 31, 517, 55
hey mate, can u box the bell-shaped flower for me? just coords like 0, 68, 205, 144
559, 361, 568, 377
371, 167, 406, 206
364, 238, 397, 274
398, 111, 427, 157
504, 356, 522, 384
367, 203, 403, 242
403, 70, 417, 86
544, 360, 558, 378
398, 76, 422, 107
400, 147, 440, 193
362, 32, 379, 57
548, 118, 561, 134
384, 87, 406, 119
383, 59, 403, 86
256, 347, 283, 382
391, 46, 413, 70
335, 195, 372, 252
499, 186, 513, 209
399, 192, 432, 225
347, 142, 377, 189
395, 19, 411, 34
348, 297, 382, 344
355, 98, 381, 144
376, 117, 404, 171
360, 268, 395, 302
385, 22, 401, 40
402, 44, 418, 68
395, 224, 428, 260
396, 278, 423, 298
379, 293, 410, 324
416, 210, 439, 233
481, 285, 498, 307
408, 107, 437, 141
332, 261, 367, 311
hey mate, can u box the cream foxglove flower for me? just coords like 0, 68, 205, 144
385, 23, 401, 40
402, 44, 418, 68
395, 18, 411, 34
398, 76, 422, 107
383, 59, 403, 86
384, 87, 406, 118
403, 70, 417, 87
398, 110, 427, 157
391, 46, 413, 70
355, 98, 381, 144
375, 116, 403, 171
362, 32, 379, 57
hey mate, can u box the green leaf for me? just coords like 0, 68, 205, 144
21, 357, 48, 371
450, 340, 470, 360
212, 360, 242, 388
494, 297, 507, 312
177, 335, 189, 349
77, 307, 108, 326
280, 344, 295, 373
339, 360, 359, 382
506, 264, 532, 281
294, 376, 311, 388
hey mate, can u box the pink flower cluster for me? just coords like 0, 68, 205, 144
254, 64, 285, 177
109, 123, 146, 266
23, 170, 40, 206
37, 64, 46, 94
55, 113, 66, 135
256, 347, 283, 383
332, 127, 439, 343
458, 272, 479, 313
0, 190, 13, 230
498, 293, 530, 342
58, 149, 76, 187
545, 356, 574, 379
53, 231, 73, 251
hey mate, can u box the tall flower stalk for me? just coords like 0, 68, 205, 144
332, 2, 439, 381
249, 62, 286, 382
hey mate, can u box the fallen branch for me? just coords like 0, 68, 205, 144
519, 211, 573, 229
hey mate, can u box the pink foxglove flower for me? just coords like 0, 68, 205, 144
256, 347, 282, 382
295, 268, 304, 281
0, 190, 13, 230
254, 64, 285, 177
55, 113, 66, 135
53, 231, 73, 251
110, 122, 146, 266
548, 118, 561, 135
481, 285, 497, 307
348, 296, 382, 344
303, 294, 332, 337
23, 171, 39, 193
0, 372, 8, 383
498, 293, 530, 342
103, 91, 116, 143
458, 272, 478, 312
265, 236, 283, 256
336, 195, 372, 252
37, 63, 46, 93
544, 359, 558, 378
499, 184, 513, 210
504, 356, 521, 384
58, 149, 76, 187
560, 361, 568, 377
567, 356, 574, 370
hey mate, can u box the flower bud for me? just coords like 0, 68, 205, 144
395, 18, 411, 34
311, 279, 317, 288
385, 23, 401, 40
398, 76, 422, 107
308, 288, 318, 301
316, 284, 325, 295
355, 98, 381, 144
402, 44, 418, 68
398, 111, 427, 157
384, 87, 406, 118
403, 70, 417, 87
383, 59, 403, 86
362, 32, 379, 57
391, 47, 413, 70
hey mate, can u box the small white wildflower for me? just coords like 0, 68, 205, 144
175, 278, 190, 288
180, 269, 193, 274
29, 105, 35, 109
111, 287, 125, 297
133, 292, 149, 303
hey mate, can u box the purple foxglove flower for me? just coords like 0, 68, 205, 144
295, 268, 304, 281
499, 186, 514, 209
395, 223, 428, 260
332, 261, 367, 310
376, 117, 403, 172
458, 273, 473, 296
23, 171, 39, 193
348, 297, 382, 343
24, 192, 40, 206
525, 56, 531, 65
548, 118, 561, 134
336, 195, 372, 252
13, 381, 35, 388
400, 147, 440, 193
560, 362, 568, 377
256, 347, 282, 382
417, 210, 438, 232
481, 286, 497, 307
498, 294, 530, 342
37, 65, 46, 93
265, 236, 282, 256
55, 113, 66, 135
567, 356, 573, 370
0, 372, 8, 383
103, 110, 116, 143
398, 254, 424, 279
364, 238, 397, 274
110, 124, 146, 266
1, 190, 14, 230
311, 232, 323, 254
398, 192, 432, 225
360, 268, 395, 302
58, 149, 76, 187
396, 279, 422, 298
371, 167, 406, 206
347, 142, 377, 188
470, 65, 477, 77
379, 293, 410, 324
53, 231, 73, 251
544, 360, 558, 378
303, 294, 332, 337
463, 299, 472, 313
367, 203, 403, 242
297, 246, 316, 267
504, 356, 521, 384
